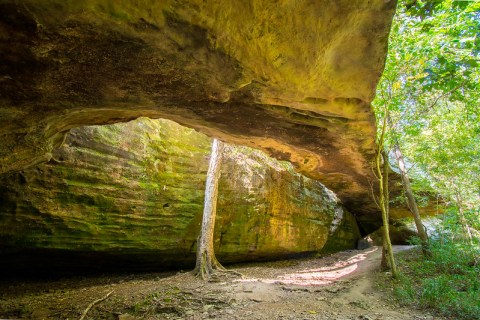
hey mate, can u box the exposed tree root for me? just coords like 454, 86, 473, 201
193, 252, 243, 280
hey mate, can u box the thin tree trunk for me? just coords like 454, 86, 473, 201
376, 115, 398, 278
392, 142, 429, 255
387, 115, 429, 255
381, 150, 390, 272
194, 139, 226, 279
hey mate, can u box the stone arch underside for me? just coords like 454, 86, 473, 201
0, 0, 398, 231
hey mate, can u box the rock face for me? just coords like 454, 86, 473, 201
0, 0, 397, 226
0, 118, 360, 273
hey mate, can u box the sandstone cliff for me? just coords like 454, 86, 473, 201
0, 118, 360, 273
0, 0, 398, 225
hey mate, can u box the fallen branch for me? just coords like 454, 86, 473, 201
79, 290, 114, 320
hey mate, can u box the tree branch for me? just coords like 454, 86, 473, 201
79, 290, 114, 320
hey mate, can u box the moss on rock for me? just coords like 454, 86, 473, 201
0, 118, 360, 271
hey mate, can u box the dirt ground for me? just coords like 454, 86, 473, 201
0, 246, 444, 320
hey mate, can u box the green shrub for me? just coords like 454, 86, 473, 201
393, 239, 480, 320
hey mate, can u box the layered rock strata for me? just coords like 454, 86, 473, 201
0, 118, 360, 273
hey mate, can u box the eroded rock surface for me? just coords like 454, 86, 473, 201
0, 118, 360, 272
0, 0, 397, 223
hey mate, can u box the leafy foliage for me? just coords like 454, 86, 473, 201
393, 239, 480, 320
373, 0, 480, 219
373, 1, 480, 316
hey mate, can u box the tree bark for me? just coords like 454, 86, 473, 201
375, 114, 398, 278
392, 142, 429, 255
381, 150, 391, 272
376, 115, 398, 278
387, 114, 429, 254
194, 139, 226, 279
376, 147, 398, 278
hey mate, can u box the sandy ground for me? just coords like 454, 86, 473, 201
0, 246, 445, 320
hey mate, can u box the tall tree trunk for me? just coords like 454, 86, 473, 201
387, 115, 429, 255
194, 139, 226, 279
376, 147, 398, 278
392, 142, 429, 255
381, 150, 391, 272
376, 115, 398, 278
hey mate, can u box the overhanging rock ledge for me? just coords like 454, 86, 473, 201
0, 0, 397, 230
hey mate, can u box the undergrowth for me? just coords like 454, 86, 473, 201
392, 239, 480, 320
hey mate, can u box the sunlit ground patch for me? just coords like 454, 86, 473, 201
235, 247, 378, 286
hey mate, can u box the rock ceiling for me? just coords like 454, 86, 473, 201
0, 0, 397, 225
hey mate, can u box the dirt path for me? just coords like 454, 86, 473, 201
0, 246, 442, 320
